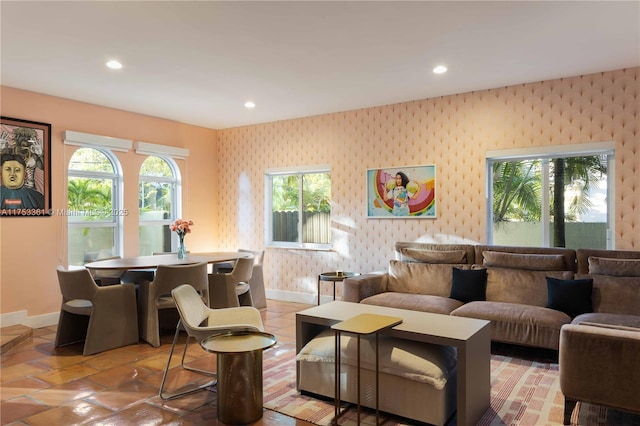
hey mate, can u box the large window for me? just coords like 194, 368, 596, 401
487, 143, 614, 249
139, 155, 179, 255
67, 147, 123, 266
266, 167, 331, 249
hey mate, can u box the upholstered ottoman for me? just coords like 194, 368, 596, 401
296, 329, 458, 426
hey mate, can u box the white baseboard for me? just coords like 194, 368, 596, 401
265, 289, 338, 305
0, 310, 59, 329
1, 291, 321, 330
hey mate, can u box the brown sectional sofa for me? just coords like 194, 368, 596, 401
343, 242, 640, 350
344, 242, 640, 421
559, 248, 640, 423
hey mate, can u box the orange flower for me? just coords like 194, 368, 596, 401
170, 219, 193, 235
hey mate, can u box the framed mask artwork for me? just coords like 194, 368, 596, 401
1, 116, 52, 216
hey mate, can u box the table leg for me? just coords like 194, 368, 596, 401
357, 334, 361, 424
375, 332, 379, 425
317, 275, 321, 305
456, 324, 491, 426
334, 330, 341, 424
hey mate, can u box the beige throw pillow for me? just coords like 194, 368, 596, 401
482, 251, 566, 271
400, 248, 467, 264
588, 257, 640, 277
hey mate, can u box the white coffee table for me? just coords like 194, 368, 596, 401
296, 301, 491, 426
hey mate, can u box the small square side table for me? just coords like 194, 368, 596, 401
331, 313, 403, 425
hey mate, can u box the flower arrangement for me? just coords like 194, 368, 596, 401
170, 218, 193, 236
170, 219, 193, 258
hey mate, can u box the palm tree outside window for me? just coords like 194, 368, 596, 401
67, 147, 123, 265
138, 155, 179, 255
488, 145, 613, 249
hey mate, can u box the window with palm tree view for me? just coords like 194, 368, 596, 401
489, 149, 612, 249
267, 169, 331, 249
67, 147, 123, 266
139, 155, 178, 255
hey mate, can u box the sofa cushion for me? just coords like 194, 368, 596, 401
296, 329, 457, 390
361, 292, 464, 315
546, 277, 593, 317
399, 248, 467, 264
485, 268, 574, 307
388, 260, 467, 296
572, 312, 640, 330
576, 273, 640, 316
588, 257, 640, 277
482, 251, 566, 271
452, 301, 571, 350
450, 267, 487, 303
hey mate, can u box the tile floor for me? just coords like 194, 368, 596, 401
0, 300, 316, 425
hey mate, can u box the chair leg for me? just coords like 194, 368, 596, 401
564, 397, 578, 425
238, 289, 254, 307
158, 321, 217, 400
180, 334, 216, 376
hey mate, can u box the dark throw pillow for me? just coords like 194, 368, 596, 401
450, 267, 487, 303
546, 277, 593, 317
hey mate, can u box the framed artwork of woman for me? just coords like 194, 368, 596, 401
367, 164, 436, 218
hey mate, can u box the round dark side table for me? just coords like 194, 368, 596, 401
200, 330, 277, 424
317, 271, 360, 305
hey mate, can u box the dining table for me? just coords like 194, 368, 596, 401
84, 251, 252, 271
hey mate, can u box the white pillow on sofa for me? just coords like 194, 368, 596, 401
296, 329, 456, 390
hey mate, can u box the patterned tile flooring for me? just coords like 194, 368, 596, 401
0, 300, 316, 425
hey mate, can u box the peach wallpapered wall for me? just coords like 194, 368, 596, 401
0, 87, 219, 319
218, 68, 639, 299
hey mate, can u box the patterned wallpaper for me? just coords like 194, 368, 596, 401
218, 68, 639, 299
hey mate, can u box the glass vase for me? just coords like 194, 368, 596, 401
177, 235, 187, 259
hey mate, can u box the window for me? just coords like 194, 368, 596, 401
487, 143, 614, 249
266, 167, 331, 249
139, 155, 180, 255
67, 147, 123, 266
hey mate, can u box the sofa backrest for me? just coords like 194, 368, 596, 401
471, 245, 576, 307
574, 249, 640, 315
388, 260, 468, 297
576, 248, 640, 274
474, 245, 577, 272
394, 242, 475, 265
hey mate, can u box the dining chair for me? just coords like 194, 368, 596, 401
138, 262, 209, 347
208, 256, 254, 308
159, 284, 264, 400
87, 256, 126, 286
55, 266, 139, 355
87, 256, 154, 285
239, 249, 267, 309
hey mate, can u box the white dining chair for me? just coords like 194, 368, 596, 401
159, 284, 264, 400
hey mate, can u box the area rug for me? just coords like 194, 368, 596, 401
263, 342, 640, 426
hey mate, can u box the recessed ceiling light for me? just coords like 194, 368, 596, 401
106, 60, 123, 70
244, 101, 256, 109
433, 65, 448, 74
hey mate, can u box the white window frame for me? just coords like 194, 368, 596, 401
67, 147, 124, 262
486, 142, 615, 249
265, 165, 331, 250
138, 155, 181, 253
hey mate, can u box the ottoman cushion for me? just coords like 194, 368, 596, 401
296, 329, 456, 390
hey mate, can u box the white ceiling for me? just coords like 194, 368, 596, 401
2, 1, 639, 130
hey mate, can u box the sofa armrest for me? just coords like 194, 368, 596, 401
343, 272, 388, 303
559, 323, 640, 414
